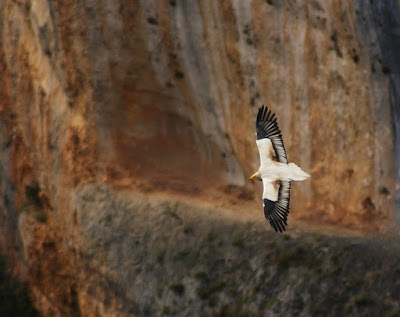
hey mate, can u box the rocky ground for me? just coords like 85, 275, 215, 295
69, 185, 400, 316
3, 183, 400, 316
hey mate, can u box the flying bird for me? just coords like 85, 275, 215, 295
249, 105, 310, 232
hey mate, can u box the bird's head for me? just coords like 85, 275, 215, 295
249, 171, 262, 181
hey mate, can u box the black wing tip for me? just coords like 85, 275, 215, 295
256, 105, 280, 141
257, 105, 273, 119
255, 104, 288, 163
256, 105, 279, 131
263, 199, 286, 233
269, 219, 287, 233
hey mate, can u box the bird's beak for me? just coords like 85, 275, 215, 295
249, 173, 258, 180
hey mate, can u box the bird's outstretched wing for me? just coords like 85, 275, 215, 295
256, 105, 287, 164
262, 179, 291, 232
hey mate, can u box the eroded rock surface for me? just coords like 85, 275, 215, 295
0, 0, 399, 315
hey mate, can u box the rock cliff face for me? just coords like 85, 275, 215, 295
0, 0, 399, 315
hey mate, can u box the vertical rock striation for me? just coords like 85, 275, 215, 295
0, 0, 399, 315
2, 0, 398, 224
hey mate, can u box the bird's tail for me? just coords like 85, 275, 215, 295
288, 163, 310, 181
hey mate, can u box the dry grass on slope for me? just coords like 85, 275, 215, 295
71, 184, 400, 316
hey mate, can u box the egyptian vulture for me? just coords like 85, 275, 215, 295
249, 105, 310, 232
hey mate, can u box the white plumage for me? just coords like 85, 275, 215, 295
250, 106, 310, 232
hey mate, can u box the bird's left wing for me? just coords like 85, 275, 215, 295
262, 179, 291, 232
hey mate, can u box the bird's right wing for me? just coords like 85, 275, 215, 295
262, 178, 291, 232
256, 105, 288, 164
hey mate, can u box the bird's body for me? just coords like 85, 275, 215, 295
250, 106, 310, 232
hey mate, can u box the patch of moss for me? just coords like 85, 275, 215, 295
275, 246, 321, 271
330, 254, 339, 265
156, 249, 165, 264
311, 232, 322, 242
345, 294, 376, 312
145, 264, 154, 272
194, 271, 208, 281
343, 276, 364, 290
183, 225, 194, 235
353, 294, 376, 306
310, 298, 326, 317
216, 300, 249, 317
214, 237, 224, 247
196, 279, 226, 301
275, 250, 295, 271
282, 234, 291, 241
365, 269, 383, 280
169, 283, 185, 296
173, 247, 190, 261
232, 235, 244, 248
162, 305, 170, 315
206, 232, 216, 242
265, 298, 275, 310
196, 286, 210, 300
205, 232, 224, 247
156, 286, 163, 298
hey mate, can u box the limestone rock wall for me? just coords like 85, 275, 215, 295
0, 0, 399, 315
1, 0, 399, 226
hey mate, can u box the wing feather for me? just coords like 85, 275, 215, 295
262, 179, 291, 233
256, 105, 288, 164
